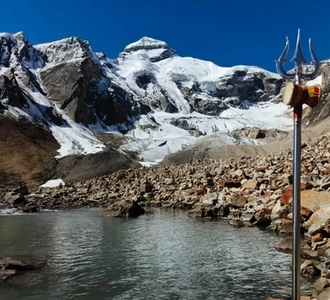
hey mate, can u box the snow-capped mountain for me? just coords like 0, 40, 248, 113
0, 32, 294, 168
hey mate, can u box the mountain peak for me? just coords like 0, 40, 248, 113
124, 37, 171, 53
121, 37, 176, 63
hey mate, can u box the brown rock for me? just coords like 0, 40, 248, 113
301, 190, 330, 213
313, 277, 330, 294
318, 287, 330, 300
257, 207, 272, 218
280, 186, 292, 206
255, 166, 267, 172
275, 236, 293, 252
242, 179, 259, 190
140, 181, 153, 193
227, 193, 247, 208
269, 218, 293, 234
189, 187, 206, 195
304, 206, 330, 235
316, 240, 330, 257
312, 233, 324, 243
301, 206, 313, 220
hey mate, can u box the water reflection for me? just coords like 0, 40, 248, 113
0, 208, 312, 300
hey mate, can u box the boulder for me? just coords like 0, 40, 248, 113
301, 190, 330, 213
271, 200, 290, 220
226, 193, 246, 208
12, 183, 29, 195
275, 236, 318, 259
316, 240, 330, 257
201, 192, 218, 205
20, 201, 40, 213
301, 259, 321, 278
303, 206, 330, 235
313, 277, 330, 294
317, 288, 330, 300
4, 191, 26, 207
252, 208, 272, 226
188, 203, 219, 219
102, 200, 145, 218
268, 218, 293, 234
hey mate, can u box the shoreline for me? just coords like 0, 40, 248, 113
3, 134, 330, 298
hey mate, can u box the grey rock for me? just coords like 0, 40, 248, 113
4, 191, 26, 207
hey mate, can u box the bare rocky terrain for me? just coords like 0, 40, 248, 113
2, 108, 330, 193
0, 116, 140, 194
0, 116, 58, 189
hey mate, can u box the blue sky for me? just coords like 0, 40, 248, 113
1, 0, 329, 72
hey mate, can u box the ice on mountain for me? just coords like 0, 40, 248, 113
124, 36, 172, 52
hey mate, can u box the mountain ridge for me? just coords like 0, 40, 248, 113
0, 31, 328, 189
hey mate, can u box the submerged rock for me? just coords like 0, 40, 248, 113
0, 257, 45, 282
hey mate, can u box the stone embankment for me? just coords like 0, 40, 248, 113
4, 133, 330, 298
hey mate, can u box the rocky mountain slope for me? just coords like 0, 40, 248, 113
0, 32, 329, 190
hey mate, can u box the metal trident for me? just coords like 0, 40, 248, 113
275, 29, 320, 300
276, 29, 319, 81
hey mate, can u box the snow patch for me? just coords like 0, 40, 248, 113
40, 179, 65, 188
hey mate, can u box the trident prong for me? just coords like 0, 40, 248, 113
275, 29, 320, 80
305, 38, 320, 79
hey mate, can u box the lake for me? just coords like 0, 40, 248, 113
0, 208, 312, 299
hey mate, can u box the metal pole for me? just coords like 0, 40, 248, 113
292, 102, 302, 300
276, 29, 320, 300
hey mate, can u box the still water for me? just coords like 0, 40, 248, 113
0, 208, 312, 300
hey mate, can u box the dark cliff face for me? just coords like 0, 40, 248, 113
0, 69, 26, 108
0, 34, 152, 130
35, 38, 151, 128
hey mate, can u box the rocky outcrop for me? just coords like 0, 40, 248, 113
232, 127, 289, 140
37, 39, 151, 127
3, 184, 40, 213
0, 68, 26, 108
54, 149, 141, 183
